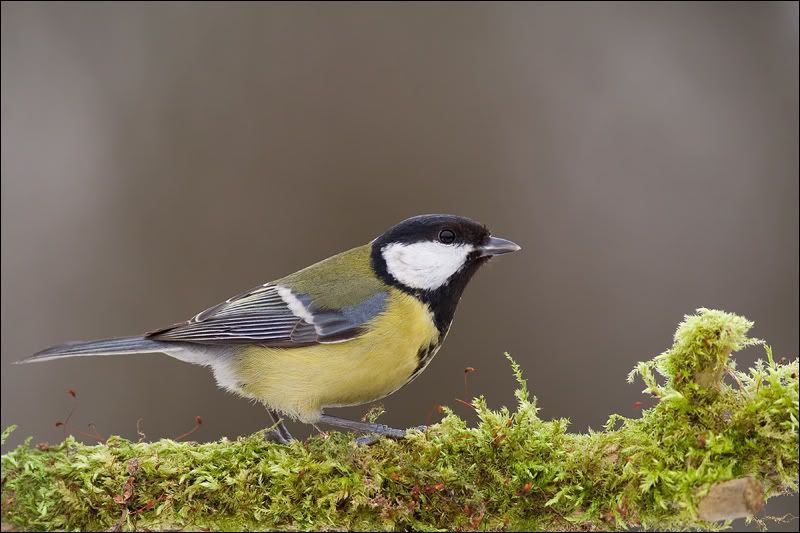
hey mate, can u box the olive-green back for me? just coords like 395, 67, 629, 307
279, 244, 388, 309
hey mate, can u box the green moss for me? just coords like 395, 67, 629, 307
629, 308, 763, 404
2, 308, 798, 531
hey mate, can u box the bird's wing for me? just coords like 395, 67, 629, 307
147, 283, 387, 347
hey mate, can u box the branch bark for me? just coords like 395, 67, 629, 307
698, 477, 764, 522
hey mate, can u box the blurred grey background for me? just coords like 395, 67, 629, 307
2, 2, 798, 529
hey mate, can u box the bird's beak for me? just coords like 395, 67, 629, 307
478, 235, 521, 257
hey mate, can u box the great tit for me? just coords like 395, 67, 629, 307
19, 214, 520, 443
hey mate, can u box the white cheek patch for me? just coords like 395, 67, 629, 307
382, 241, 473, 290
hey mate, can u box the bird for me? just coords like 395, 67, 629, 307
18, 214, 521, 444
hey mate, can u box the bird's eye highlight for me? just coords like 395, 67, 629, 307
438, 229, 456, 244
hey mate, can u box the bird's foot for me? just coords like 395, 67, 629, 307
316, 414, 427, 445
263, 427, 294, 445
354, 425, 427, 446
264, 409, 294, 445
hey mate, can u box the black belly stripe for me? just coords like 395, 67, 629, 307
406, 342, 440, 384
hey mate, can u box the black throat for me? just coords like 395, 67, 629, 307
370, 245, 488, 337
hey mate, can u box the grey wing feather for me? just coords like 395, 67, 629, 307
148, 284, 386, 347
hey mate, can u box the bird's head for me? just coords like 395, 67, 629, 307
371, 214, 520, 293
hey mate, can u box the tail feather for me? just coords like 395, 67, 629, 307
17, 336, 177, 364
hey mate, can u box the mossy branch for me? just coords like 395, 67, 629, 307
2, 309, 798, 531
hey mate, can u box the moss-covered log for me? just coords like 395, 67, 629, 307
1, 308, 798, 531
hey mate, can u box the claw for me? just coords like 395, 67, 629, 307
263, 428, 293, 445
355, 434, 383, 446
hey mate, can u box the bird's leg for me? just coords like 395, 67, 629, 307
317, 414, 426, 444
263, 409, 294, 445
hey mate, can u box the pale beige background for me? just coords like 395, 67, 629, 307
2, 2, 798, 529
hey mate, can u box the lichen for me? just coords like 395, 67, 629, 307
2, 308, 798, 531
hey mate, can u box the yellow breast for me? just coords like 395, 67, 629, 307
233, 288, 439, 423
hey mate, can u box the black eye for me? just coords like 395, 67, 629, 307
438, 229, 456, 244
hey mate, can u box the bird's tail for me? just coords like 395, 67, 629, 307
16, 336, 179, 364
